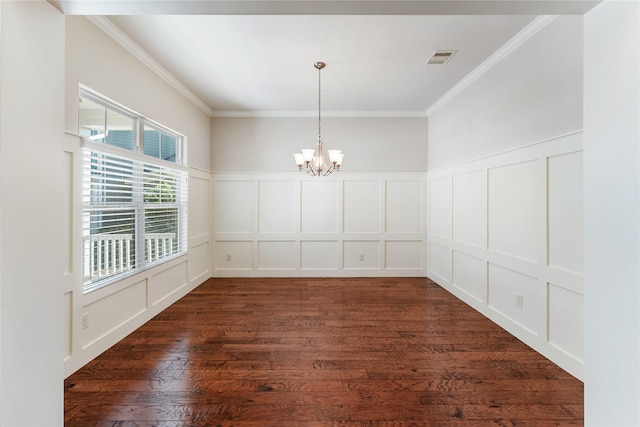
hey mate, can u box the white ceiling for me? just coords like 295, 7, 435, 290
51, 0, 600, 116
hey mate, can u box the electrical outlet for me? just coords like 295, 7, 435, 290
515, 294, 524, 308
82, 313, 89, 330
359, 253, 365, 262
226, 253, 232, 262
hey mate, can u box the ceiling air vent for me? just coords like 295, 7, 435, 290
426, 50, 457, 65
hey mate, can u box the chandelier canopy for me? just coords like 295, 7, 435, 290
294, 61, 343, 176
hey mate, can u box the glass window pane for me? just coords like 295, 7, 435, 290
144, 126, 178, 163
78, 97, 106, 142
143, 127, 161, 159
161, 133, 177, 162
106, 108, 134, 151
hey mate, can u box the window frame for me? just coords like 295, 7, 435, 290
79, 86, 184, 165
79, 86, 188, 294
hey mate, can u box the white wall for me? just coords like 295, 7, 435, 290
584, 1, 640, 425
63, 17, 213, 376
428, 16, 583, 170
211, 116, 428, 173
211, 115, 428, 277
427, 15, 584, 379
213, 172, 426, 277
0, 1, 65, 425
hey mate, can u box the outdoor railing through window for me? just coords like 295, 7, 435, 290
83, 233, 176, 281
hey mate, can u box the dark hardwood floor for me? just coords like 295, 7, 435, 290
64, 277, 584, 426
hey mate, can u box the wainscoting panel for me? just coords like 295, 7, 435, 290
427, 132, 584, 379
386, 240, 424, 270
428, 176, 452, 240
189, 242, 210, 284
149, 261, 188, 306
386, 180, 424, 233
190, 174, 211, 238
258, 241, 298, 270
64, 291, 72, 360
488, 262, 542, 336
548, 283, 584, 362
488, 159, 543, 263
215, 180, 253, 233
63, 150, 75, 275
301, 180, 339, 233
548, 151, 583, 274
215, 241, 253, 270
343, 241, 381, 269
428, 241, 451, 283
213, 173, 427, 277
344, 180, 380, 233
301, 241, 339, 270
259, 180, 296, 233
452, 171, 486, 248
189, 169, 212, 285
82, 279, 148, 349
452, 250, 485, 303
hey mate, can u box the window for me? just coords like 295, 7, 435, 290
79, 94, 136, 151
144, 124, 178, 162
80, 87, 187, 293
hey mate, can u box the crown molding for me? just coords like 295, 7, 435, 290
86, 14, 556, 120
52, 1, 600, 16
85, 16, 428, 119
211, 110, 428, 118
86, 16, 215, 117
426, 14, 558, 117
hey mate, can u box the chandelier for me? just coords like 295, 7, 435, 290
294, 61, 343, 176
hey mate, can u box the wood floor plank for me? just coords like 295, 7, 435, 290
65, 277, 583, 426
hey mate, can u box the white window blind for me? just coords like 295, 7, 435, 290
82, 148, 188, 293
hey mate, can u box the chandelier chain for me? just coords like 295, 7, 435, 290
318, 62, 322, 141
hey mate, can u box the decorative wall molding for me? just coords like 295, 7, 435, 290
213, 172, 427, 277
211, 110, 429, 118
52, 1, 600, 16
427, 132, 584, 379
